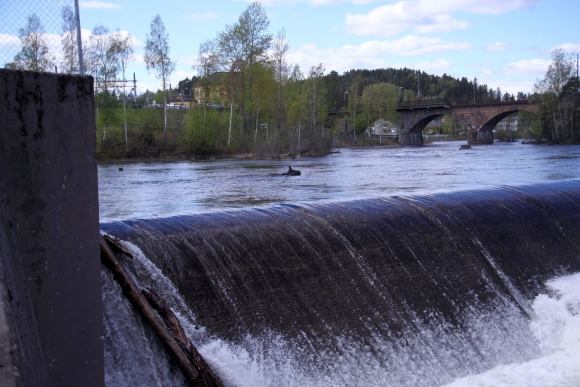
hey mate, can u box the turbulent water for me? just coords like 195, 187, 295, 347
99, 143, 580, 386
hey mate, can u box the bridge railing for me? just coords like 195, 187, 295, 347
451, 99, 532, 108
397, 98, 533, 110
398, 99, 451, 109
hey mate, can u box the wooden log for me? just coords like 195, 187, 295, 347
104, 234, 134, 258
100, 236, 202, 386
143, 289, 225, 387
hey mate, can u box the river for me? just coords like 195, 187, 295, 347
99, 141, 580, 387
98, 141, 580, 221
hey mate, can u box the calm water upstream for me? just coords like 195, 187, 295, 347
98, 141, 580, 221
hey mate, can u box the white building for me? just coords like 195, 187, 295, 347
495, 115, 519, 131
370, 118, 398, 136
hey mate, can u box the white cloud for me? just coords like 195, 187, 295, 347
114, 30, 142, 48
444, 0, 541, 15
170, 70, 196, 85
179, 55, 198, 67
391, 59, 454, 72
477, 59, 550, 90
346, 2, 469, 37
297, 35, 470, 58
489, 79, 536, 94
133, 53, 145, 66
0, 33, 20, 49
358, 35, 472, 56
289, 36, 468, 73
82, 28, 141, 50
497, 59, 550, 77
551, 43, 580, 53
186, 12, 216, 20
485, 42, 511, 52
79, 1, 121, 9
345, 0, 540, 37
290, 50, 389, 74
467, 61, 492, 68
255, 0, 345, 5
414, 14, 470, 35
255, 0, 539, 8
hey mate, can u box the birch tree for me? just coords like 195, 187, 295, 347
112, 31, 134, 152
12, 13, 55, 72
144, 14, 176, 148
271, 28, 290, 134
216, 22, 245, 146
237, 2, 272, 131
84, 25, 126, 145
60, 5, 78, 74
195, 40, 220, 136
304, 63, 328, 152
85, 25, 119, 93
287, 64, 306, 156
534, 49, 576, 139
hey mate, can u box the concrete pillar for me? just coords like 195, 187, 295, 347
399, 131, 424, 146
0, 70, 103, 387
468, 130, 494, 145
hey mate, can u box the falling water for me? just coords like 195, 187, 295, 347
101, 180, 580, 386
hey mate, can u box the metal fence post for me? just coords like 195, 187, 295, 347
74, 0, 84, 75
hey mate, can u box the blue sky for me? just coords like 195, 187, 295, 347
3, 0, 580, 96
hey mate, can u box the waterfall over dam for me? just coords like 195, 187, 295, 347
101, 180, 580, 386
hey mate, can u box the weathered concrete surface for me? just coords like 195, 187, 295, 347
468, 130, 494, 145
398, 102, 537, 145
0, 70, 103, 387
0, 167, 51, 387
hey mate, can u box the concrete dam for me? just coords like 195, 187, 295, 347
101, 180, 580, 386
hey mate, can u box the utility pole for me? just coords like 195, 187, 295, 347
74, 0, 84, 75
353, 84, 358, 144
417, 70, 421, 99
344, 91, 348, 135
133, 73, 137, 107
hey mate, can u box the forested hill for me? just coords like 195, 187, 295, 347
178, 66, 528, 115
323, 68, 529, 113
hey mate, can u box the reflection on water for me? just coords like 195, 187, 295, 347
98, 141, 580, 221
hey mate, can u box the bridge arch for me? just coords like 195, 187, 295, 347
397, 101, 538, 145
406, 114, 446, 144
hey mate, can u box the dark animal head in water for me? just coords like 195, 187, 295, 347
288, 166, 301, 176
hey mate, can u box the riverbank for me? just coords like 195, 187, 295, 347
96, 134, 402, 163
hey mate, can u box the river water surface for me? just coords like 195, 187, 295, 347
98, 141, 580, 221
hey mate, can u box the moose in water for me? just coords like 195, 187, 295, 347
269, 166, 301, 176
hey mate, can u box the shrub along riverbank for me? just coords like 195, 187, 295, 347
96, 106, 336, 160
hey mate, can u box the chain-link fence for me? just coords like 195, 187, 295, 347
1, 0, 81, 73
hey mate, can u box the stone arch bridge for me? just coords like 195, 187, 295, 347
396, 99, 538, 145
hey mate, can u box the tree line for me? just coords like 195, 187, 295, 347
533, 49, 580, 143
5, 3, 580, 159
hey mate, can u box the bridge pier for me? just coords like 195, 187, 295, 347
398, 131, 424, 146
468, 130, 494, 145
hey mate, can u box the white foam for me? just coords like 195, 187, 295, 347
443, 272, 580, 387
102, 237, 579, 387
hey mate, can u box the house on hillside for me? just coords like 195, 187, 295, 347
370, 118, 398, 136
193, 72, 229, 107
